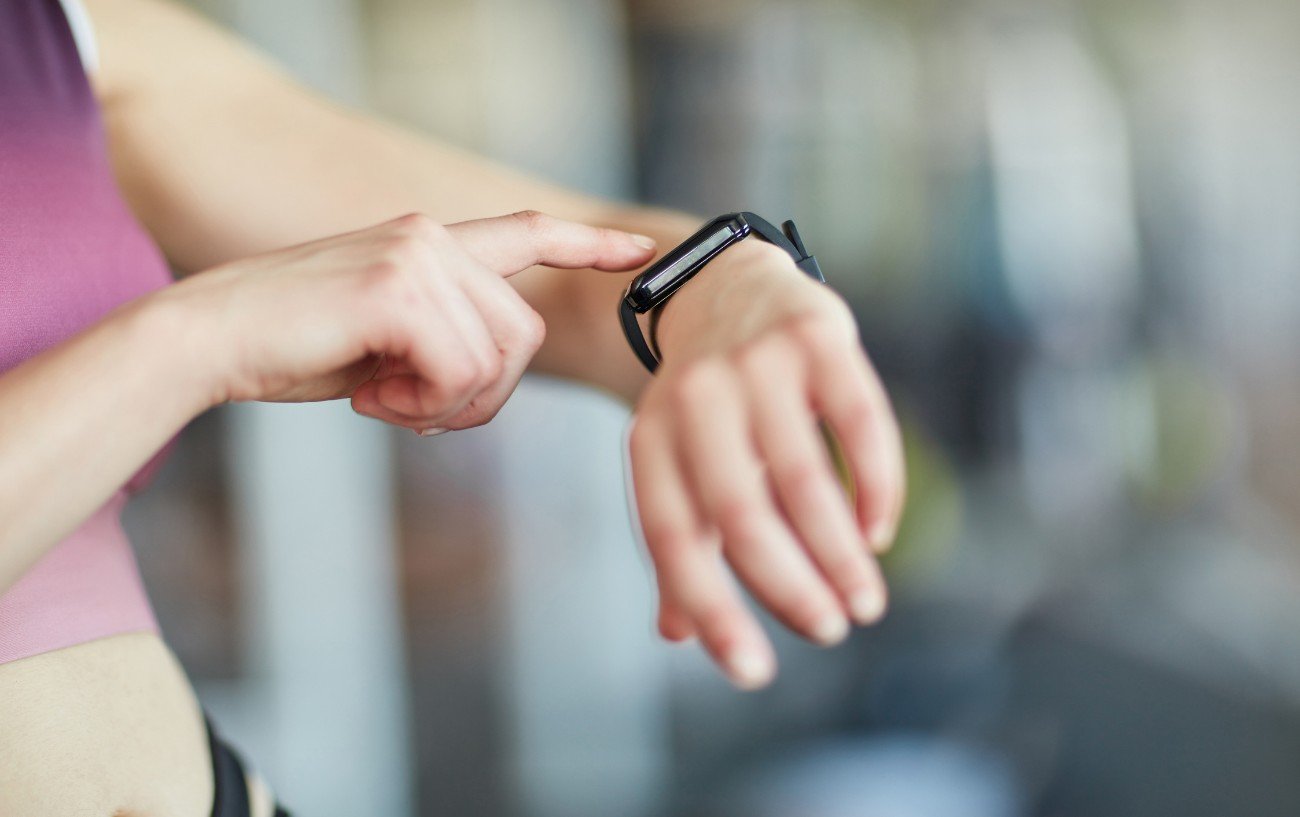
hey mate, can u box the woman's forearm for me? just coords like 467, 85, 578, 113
0, 296, 212, 590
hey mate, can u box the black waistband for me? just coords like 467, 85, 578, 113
206, 717, 291, 817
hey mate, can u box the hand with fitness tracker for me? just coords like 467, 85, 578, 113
623, 213, 904, 690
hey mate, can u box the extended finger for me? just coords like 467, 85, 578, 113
629, 416, 775, 689
670, 362, 849, 646
800, 320, 906, 553
740, 340, 888, 625
445, 210, 656, 276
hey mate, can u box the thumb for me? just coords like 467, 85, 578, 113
445, 210, 656, 277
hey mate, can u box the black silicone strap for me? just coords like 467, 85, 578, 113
620, 296, 660, 372
738, 212, 825, 284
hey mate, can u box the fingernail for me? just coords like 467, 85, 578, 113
811, 613, 850, 646
849, 589, 886, 625
868, 519, 896, 553
726, 649, 775, 690
630, 233, 657, 251
419, 427, 448, 437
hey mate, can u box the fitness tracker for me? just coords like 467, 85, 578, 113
619, 212, 824, 373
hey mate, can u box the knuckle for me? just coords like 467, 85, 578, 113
693, 603, 737, 641
786, 306, 859, 358
479, 351, 505, 384
839, 392, 874, 428
730, 336, 781, 374
774, 458, 826, 506
392, 212, 444, 242
713, 494, 760, 540
809, 289, 857, 326
787, 313, 842, 355
670, 359, 725, 409
642, 521, 696, 560
518, 309, 547, 351
501, 304, 547, 352
437, 360, 480, 397
362, 258, 419, 305
510, 209, 551, 236
379, 234, 426, 268
464, 357, 492, 390
819, 550, 864, 585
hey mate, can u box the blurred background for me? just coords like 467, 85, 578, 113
121, 0, 1300, 815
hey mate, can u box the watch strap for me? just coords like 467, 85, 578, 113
739, 212, 825, 284
620, 297, 662, 372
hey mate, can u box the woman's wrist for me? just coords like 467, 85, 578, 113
129, 285, 231, 417
653, 238, 805, 363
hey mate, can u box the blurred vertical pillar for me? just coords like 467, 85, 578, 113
191, 1, 415, 815
493, 382, 667, 817
467, 1, 670, 816
981, 8, 1144, 529
226, 403, 413, 817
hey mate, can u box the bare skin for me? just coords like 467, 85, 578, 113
0, 1, 905, 814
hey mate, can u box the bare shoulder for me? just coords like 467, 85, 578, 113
0, 633, 212, 817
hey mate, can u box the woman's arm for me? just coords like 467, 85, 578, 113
85, 0, 906, 688
0, 213, 652, 591
0, 299, 207, 590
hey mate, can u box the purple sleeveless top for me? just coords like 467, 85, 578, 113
0, 0, 170, 662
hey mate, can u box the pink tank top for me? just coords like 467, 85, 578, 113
0, 0, 172, 663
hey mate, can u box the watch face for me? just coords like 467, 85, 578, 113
641, 223, 735, 301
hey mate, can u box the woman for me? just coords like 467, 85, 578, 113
0, 0, 905, 814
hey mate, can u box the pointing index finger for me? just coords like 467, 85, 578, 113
445, 210, 656, 276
